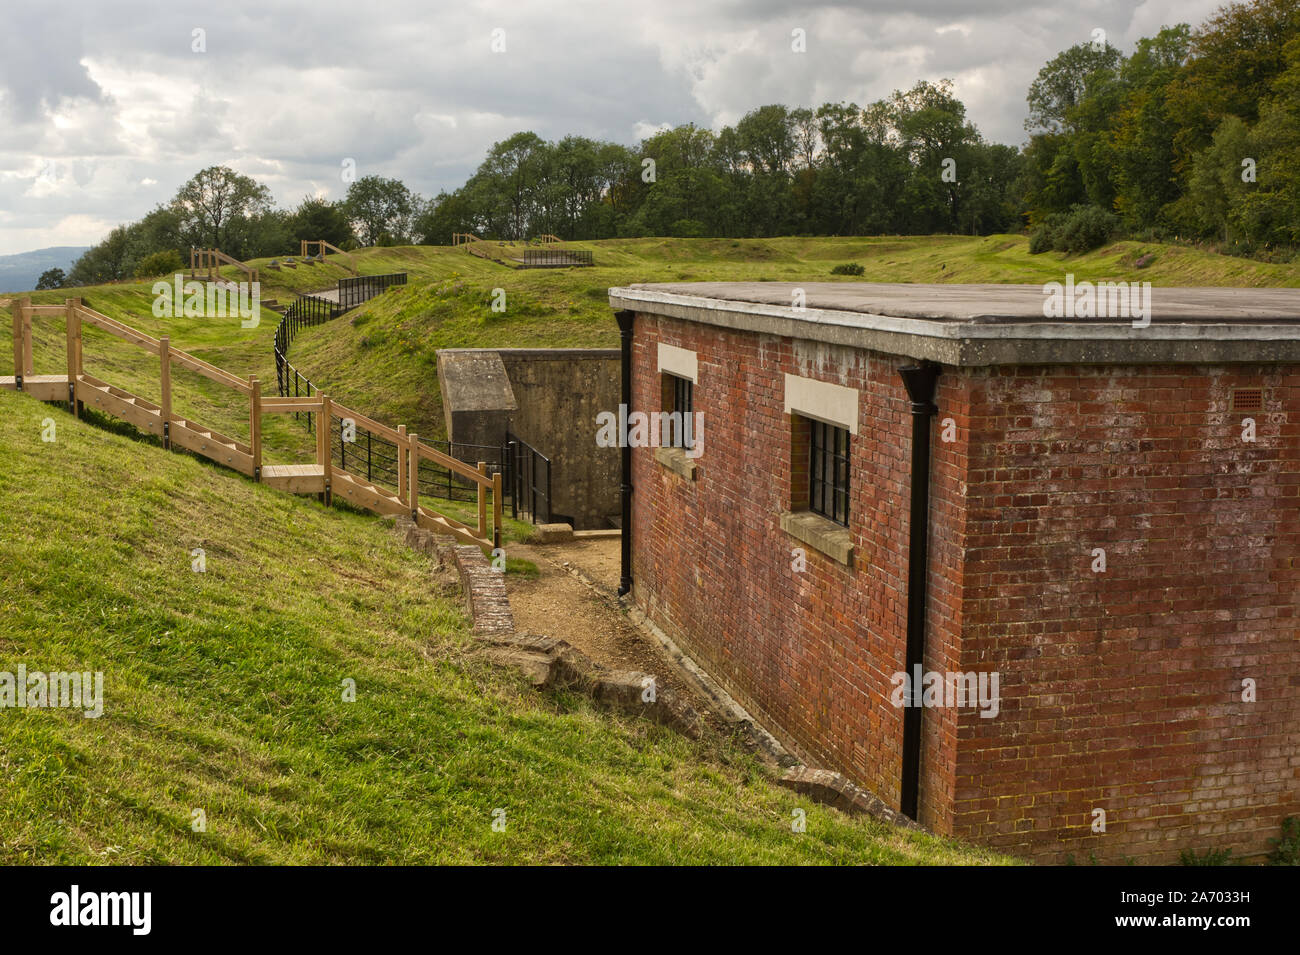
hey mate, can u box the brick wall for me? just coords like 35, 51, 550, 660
629, 311, 969, 828
630, 310, 1300, 863
956, 364, 1300, 864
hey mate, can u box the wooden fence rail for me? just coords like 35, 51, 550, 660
300, 239, 357, 275
190, 248, 259, 284
0, 296, 501, 550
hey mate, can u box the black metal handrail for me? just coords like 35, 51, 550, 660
331, 416, 508, 504
507, 431, 552, 523
338, 272, 408, 309
520, 249, 593, 268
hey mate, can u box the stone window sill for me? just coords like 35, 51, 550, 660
780, 510, 853, 566
654, 446, 697, 481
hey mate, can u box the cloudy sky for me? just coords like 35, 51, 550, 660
0, 0, 1226, 255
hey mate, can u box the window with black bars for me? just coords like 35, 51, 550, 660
668, 374, 695, 449
809, 419, 849, 526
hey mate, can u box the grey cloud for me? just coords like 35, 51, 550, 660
0, 0, 1231, 253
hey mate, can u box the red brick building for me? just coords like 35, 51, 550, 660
608, 281, 1300, 864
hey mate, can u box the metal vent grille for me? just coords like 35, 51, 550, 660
1231, 388, 1263, 413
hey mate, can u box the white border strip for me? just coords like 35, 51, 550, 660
784, 373, 859, 434
657, 342, 698, 382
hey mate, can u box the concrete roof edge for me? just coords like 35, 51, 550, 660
608, 287, 1300, 366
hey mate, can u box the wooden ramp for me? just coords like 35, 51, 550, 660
0, 374, 69, 402
2, 296, 501, 551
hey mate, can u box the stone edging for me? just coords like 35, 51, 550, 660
776, 767, 924, 831
394, 516, 700, 736
396, 515, 920, 832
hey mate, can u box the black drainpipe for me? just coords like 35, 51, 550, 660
615, 309, 634, 597
897, 361, 940, 821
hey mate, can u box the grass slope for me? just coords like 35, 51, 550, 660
13, 235, 1296, 454
285, 234, 1300, 441
0, 389, 1005, 864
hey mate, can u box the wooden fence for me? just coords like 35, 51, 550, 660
301, 239, 357, 275
1, 296, 502, 550
190, 248, 259, 284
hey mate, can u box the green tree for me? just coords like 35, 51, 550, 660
173, 166, 272, 255
343, 176, 416, 246
287, 196, 354, 247
1026, 42, 1126, 134
35, 268, 65, 290
133, 250, 185, 279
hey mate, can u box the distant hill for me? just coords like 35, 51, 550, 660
0, 246, 90, 293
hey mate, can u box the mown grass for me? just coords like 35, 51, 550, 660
14, 235, 1296, 450
284, 234, 1300, 441
0, 389, 1010, 864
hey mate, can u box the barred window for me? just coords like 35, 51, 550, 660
665, 373, 695, 449
809, 419, 849, 526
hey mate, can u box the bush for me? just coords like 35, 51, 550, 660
1179, 847, 1234, 866
133, 250, 185, 279
1059, 205, 1121, 253
1026, 206, 1121, 255
1027, 227, 1054, 255
830, 263, 865, 276
1268, 816, 1300, 865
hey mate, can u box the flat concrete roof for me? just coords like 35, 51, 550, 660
608, 282, 1300, 366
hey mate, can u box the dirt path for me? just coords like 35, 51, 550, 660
505, 538, 705, 711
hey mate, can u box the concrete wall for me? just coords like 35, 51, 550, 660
627, 308, 1300, 864
437, 348, 620, 529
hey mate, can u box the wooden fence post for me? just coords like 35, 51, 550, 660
64, 298, 81, 414
492, 472, 503, 551
20, 296, 32, 377
397, 424, 407, 505
477, 461, 488, 538
159, 336, 172, 448
11, 297, 23, 386
249, 376, 262, 480
409, 432, 419, 520
318, 394, 332, 504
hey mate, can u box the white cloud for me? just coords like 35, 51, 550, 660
0, 0, 1231, 254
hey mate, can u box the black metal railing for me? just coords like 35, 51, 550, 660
338, 272, 408, 309
273, 293, 343, 430
272, 273, 408, 424
519, 249, 593, 268
508, 431, 552, 523
331, 417, 509, 504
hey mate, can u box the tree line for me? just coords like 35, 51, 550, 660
58, 0, 1298, 288
1019, 0, 1300, 256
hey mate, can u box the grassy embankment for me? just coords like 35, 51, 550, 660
0, 387, 1010, 864
285, 235, 1300, 442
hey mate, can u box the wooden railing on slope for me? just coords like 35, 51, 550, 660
190, 248, 259, 284
451, 233, 483, 246
0, 296, 501, 550
301, 240, 357, 275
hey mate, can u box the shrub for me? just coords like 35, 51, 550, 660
1027, 228, 1054, 255
1058, 205, 1122, 254
670, 218, 707, 238
1027, 206, 1121, 255
1268, 816, 1300, 865
830, 263, 865, 276
1179, 847, 1234, 866
133, 250, 185, 279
